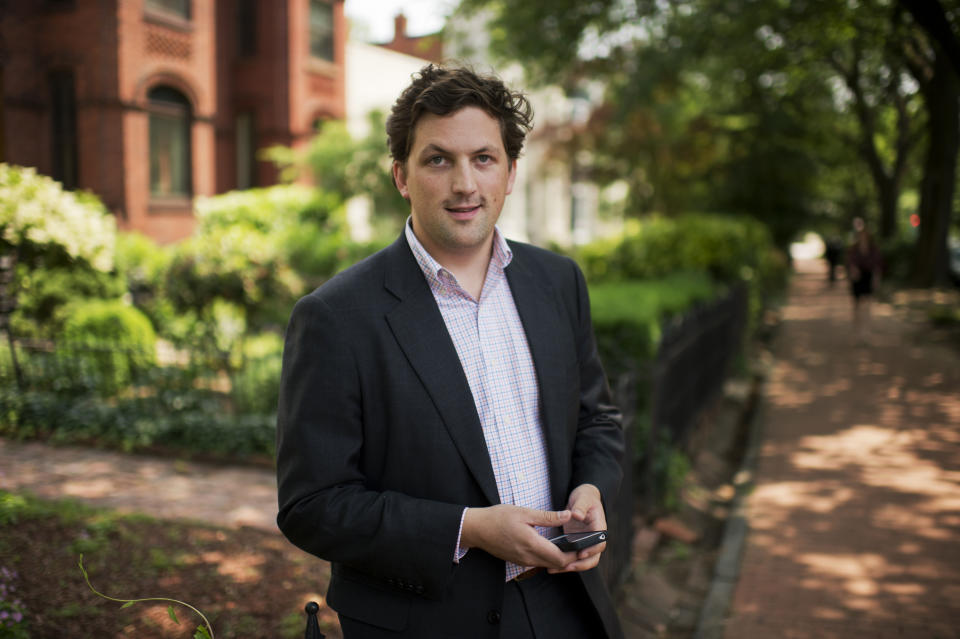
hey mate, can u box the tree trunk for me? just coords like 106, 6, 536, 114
877, 175, 900, 240
913, 53, 959, 287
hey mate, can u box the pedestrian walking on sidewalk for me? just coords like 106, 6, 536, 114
846, 217, 883, 340
823, 236, 844, 285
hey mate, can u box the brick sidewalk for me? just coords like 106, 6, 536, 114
720, 261, 960, 639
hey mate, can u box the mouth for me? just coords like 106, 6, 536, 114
444, 203, 482, 219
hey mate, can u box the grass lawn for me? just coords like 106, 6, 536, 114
0, 491, 341, 638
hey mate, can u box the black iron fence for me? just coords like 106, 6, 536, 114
605, 284, 748, 594
0, 335, 279, 459
651, 284, 748, 447
600, 364, 640, 593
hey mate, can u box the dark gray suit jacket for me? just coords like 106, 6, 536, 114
276, 233, 625, 638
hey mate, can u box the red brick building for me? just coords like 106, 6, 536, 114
0, 0, 346, 243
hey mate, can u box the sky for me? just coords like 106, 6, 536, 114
344, 0, 459, 43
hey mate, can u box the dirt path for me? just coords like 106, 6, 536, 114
0, 440, 279, 532
720, 260, 960, 639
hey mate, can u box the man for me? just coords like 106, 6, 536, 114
276, 64, 625, 638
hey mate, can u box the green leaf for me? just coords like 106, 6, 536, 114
194, 626, 213, 639
168, 605, 180, 625
121, 601, 135, 609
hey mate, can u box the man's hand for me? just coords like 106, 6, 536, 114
461, 505, 575, 569
550, 483, 608, 574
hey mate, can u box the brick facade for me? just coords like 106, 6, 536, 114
1, 0, 346, 243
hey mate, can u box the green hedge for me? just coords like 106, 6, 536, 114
577, 213, 783, 283
57, 299, 157, 396
590, 271, 717, 373
578, 213, 788, 337
0, 388, 274, 459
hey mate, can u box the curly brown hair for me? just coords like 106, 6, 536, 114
386, 64, 533, 165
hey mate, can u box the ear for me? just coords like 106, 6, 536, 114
393, 161, 410, 200
505, 159, 517, 196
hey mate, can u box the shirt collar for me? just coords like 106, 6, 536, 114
404, 217, 513, 293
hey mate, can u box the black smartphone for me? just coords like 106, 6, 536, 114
549, 530, 607, 552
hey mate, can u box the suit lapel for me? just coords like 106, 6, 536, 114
382, 237, 501, 506
505, 249, 573, 506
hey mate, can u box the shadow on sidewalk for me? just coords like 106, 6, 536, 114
719, 260, 960, 639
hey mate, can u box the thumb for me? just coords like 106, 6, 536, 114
529, 509, 571, 527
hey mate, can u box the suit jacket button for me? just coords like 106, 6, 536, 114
487, 610, 501, 624
414, 586, 424, 594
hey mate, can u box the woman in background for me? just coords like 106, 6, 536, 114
846, 217, 883, 340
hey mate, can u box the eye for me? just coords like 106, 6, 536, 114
427, 155, 446, 166
476, 154, 493, 164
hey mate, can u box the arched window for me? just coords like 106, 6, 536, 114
148, 85, 192, 198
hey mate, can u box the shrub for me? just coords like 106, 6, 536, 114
0, 164, 122, 336
0, 385, 276, 460
578, 213, 788, 334
590, 272, 717, 375
165, 185, 350, 339
114, 232, 173, 328
0, 164, 115, 271
9, 264, 126, 338
579, 213, 784, 286
58, 299, 157, 395
230, 332, 283, 416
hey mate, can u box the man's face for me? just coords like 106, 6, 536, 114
394, 106, 516, 264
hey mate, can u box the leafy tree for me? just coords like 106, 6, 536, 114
264, 110, 408, 238
896, 0, 959, 286
814, 0, 924, 239
459, 1, 845, 246
460, 0, 943, 259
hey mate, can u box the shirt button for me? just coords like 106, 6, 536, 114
487, 610, 501, 624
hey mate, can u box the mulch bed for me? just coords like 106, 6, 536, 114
0, 497, 341, 638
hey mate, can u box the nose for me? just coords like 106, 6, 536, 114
451, 161, 477, 195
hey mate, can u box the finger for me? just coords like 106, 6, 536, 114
528, 508, 571, 528
548, 553, 601, 574
563, 520, 589, 534
578, 542, 606, 560
529, 541, 576, 570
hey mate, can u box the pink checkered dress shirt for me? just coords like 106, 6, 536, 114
405, 221, 557, 581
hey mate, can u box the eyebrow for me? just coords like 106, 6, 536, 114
418, 144, 500, 157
